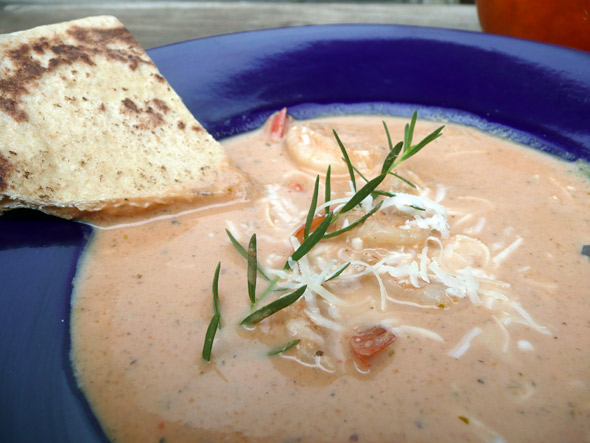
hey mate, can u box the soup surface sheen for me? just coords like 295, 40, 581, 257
71, 116, 590, 442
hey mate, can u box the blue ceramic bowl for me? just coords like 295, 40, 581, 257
1, 25, 589, 442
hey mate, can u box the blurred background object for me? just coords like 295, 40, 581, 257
0, 0, 480, 49
476, 0, 590, 51
0, 0, 474, 3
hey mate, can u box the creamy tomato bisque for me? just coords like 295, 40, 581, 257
71, 115, 590, 442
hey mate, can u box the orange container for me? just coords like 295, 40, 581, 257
476, 0, 590, 51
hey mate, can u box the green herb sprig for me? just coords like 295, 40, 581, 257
202, 262, 222, 362
393, 111, 444, 172
202, 112, 443, 361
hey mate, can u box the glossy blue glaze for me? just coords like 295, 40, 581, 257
0, 211, 104, 442
0, 25, 588, 442
150, 25, 590, 159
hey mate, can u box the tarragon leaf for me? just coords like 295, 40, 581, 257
241, 285, 307, 326
247, 234, 257, 304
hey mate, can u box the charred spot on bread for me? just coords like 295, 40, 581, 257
151, 98, 169, 113
67, 24, 138, 47
0, 20, 152, 123
0, 153, 12, 191
122, 98, 140, 113
0, 96, 28, 122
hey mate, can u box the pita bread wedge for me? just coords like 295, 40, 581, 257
0, 16, 247, 219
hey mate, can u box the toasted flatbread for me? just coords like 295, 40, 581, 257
0, 16, 246, 218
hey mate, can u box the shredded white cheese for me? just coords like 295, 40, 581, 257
392, 325, 445, 342
448, 327, 482, 359
493, 236, 523, 266
380, 192, 450, 237
251, 176, 550, 367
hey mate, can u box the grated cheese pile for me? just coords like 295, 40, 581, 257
229, 165, 550, 368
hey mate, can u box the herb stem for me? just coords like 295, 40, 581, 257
351, 163, 369, 184
268, 339, 300, 356
253, 275, 280, 307
325, 262, 351, 282
388, 171, 417, 188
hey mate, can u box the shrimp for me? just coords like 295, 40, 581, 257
285, 123, 381, 175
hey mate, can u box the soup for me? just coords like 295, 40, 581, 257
71, 115, 590, 442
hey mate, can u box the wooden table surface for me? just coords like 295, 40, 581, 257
0, 2, 481, 49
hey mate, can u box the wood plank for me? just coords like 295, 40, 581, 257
0, 2, 480, 49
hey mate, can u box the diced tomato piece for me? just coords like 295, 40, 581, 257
293, 215, 325, 243
350, 326, 396, 367
268, 107, 288, 142
288, 182, 304, 192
